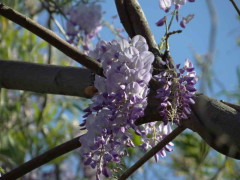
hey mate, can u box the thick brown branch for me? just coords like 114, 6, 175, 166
119, 126, 186, 180
115, 0, 135, 38
182, 93, 240, 159
0, 3, 103, 75
0, 60, 93, 98
0, 136, 81, 180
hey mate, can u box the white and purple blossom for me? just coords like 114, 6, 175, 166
141, 122, 174, 161
65, 3, 102, 47
159, 0, 189, 12
157, 0, 195, 28
79, 35, 154, 179
79, 35, 197, 180
159, 0, 195, 11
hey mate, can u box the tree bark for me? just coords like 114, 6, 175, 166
0, 60, 93, 98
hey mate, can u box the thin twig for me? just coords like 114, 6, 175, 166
229, 0, 240, 16
0, 3, 103, 76
0, 136, 81, 180
165, 30, 182, 41
119, 126, 186, 180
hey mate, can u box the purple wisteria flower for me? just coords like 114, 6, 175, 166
156, 16, 167, 26
79, 35, 154, 180
154, 59, 198, 124
180, 14, 194, 28
157, 0, 195, 28
159, 0, 194, 11
141, 122, 174, 161
65, 3, 102, 47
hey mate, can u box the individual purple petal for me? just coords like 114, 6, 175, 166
180, 19, 186, 28
154, 154, 159, 162
180, 14, 194, 28
84, 157, 92, 165
102, 167, 111, 178
156, 16, 167, 26
183, 107, 191, 115
186, 85, 196, 92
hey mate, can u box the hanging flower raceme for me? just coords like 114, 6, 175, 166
79, 35, 154, 180
79, 35, 198, 179
65, 3, 102, 47
154, 59, 198, 125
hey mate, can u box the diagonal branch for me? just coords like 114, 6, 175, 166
119, 126, 186, 180
229, 0, 240, 16
0, 136, 81, 180
0, 59, 93, 98
0, 3, 103, 76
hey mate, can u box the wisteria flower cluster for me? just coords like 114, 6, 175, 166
157, 0, 195, 28
79, 34, 197, 179
154, 59, 198, 125
79, 35, 155, 179
140, 122, 174, 161
65, 3, 102, 47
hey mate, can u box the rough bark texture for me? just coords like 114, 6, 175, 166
0, 60, 93, 98
191, 94, 240, 159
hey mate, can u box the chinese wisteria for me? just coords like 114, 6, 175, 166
157, 0, 195, 28
65, 3, 102, 47
140, 122, 174, 162
79, 33, 197, 179
79, 35, 154, 179
154, 59, 198, 125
